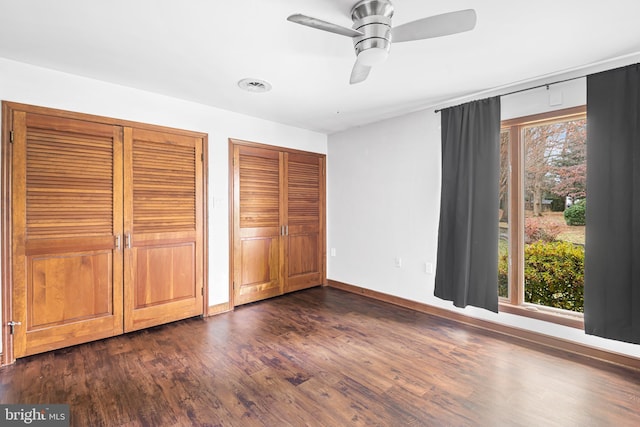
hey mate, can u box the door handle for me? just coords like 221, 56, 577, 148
125, 233, 131, 249
285, 225, 288, 236
115, 234, 121, 250
8, 320, 21, 335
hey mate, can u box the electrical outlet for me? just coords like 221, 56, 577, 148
424, 262, 434, 274
330, 248, 336, 257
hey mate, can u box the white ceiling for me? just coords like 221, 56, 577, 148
1, 0, 640, 134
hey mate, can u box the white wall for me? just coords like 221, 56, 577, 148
501, 77, 585, 119
327, 76, 640, 359
328, 109, 441, 303
0, 58, 327, 354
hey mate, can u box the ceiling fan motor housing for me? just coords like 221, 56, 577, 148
351, 0, 394, 66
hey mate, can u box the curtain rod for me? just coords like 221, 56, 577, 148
433, 59, 640, 114
433, 75, 583, 114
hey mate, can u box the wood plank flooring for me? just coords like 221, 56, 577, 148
1, 286, 639, 426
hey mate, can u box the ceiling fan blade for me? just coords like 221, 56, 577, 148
350, 59, 372, 85
392, 9, 477, 43
287, 14, 364, 38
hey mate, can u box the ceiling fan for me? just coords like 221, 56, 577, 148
287, 0, 476, 84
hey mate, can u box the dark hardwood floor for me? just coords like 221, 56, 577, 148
1, 287, 639, 426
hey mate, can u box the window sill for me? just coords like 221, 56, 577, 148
499, 301, 584, 329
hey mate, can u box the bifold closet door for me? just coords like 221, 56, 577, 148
283, 153, 325, 293
232, 145, 284, 305
231, 141, 326, 306
11, 112, 124, 358
123, 128, 204, 332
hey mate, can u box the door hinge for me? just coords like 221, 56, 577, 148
201, 153, 204, 162
201, 287, 204, 296
10, 130, 14, 143
8, 320, 21, 335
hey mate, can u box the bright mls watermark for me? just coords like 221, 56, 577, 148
1, 405, 69, 426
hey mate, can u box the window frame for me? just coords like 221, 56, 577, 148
499, 105, 586, 329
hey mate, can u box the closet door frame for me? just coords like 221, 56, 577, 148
1, 101, 209, 365
228, 138, 326, 307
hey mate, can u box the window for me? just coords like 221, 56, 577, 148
498, 106, 586, 328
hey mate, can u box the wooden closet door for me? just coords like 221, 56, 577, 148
11, 112, 124, 358
123, 128, 203, 332
232, 145, 284, 305
283, 153, 325, 293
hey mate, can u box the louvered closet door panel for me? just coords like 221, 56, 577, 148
233, 145, 283, 305
284, 153, 325, 292
123, 128, 203, 332
11, 112, 124, 358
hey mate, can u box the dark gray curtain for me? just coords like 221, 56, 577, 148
585, 64, 640, 344
435, 97, 501, 312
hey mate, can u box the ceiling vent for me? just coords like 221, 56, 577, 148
238, 78, 272, 93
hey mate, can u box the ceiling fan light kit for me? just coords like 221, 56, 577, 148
351, 7, 393, 67
287, 0, 476, 85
